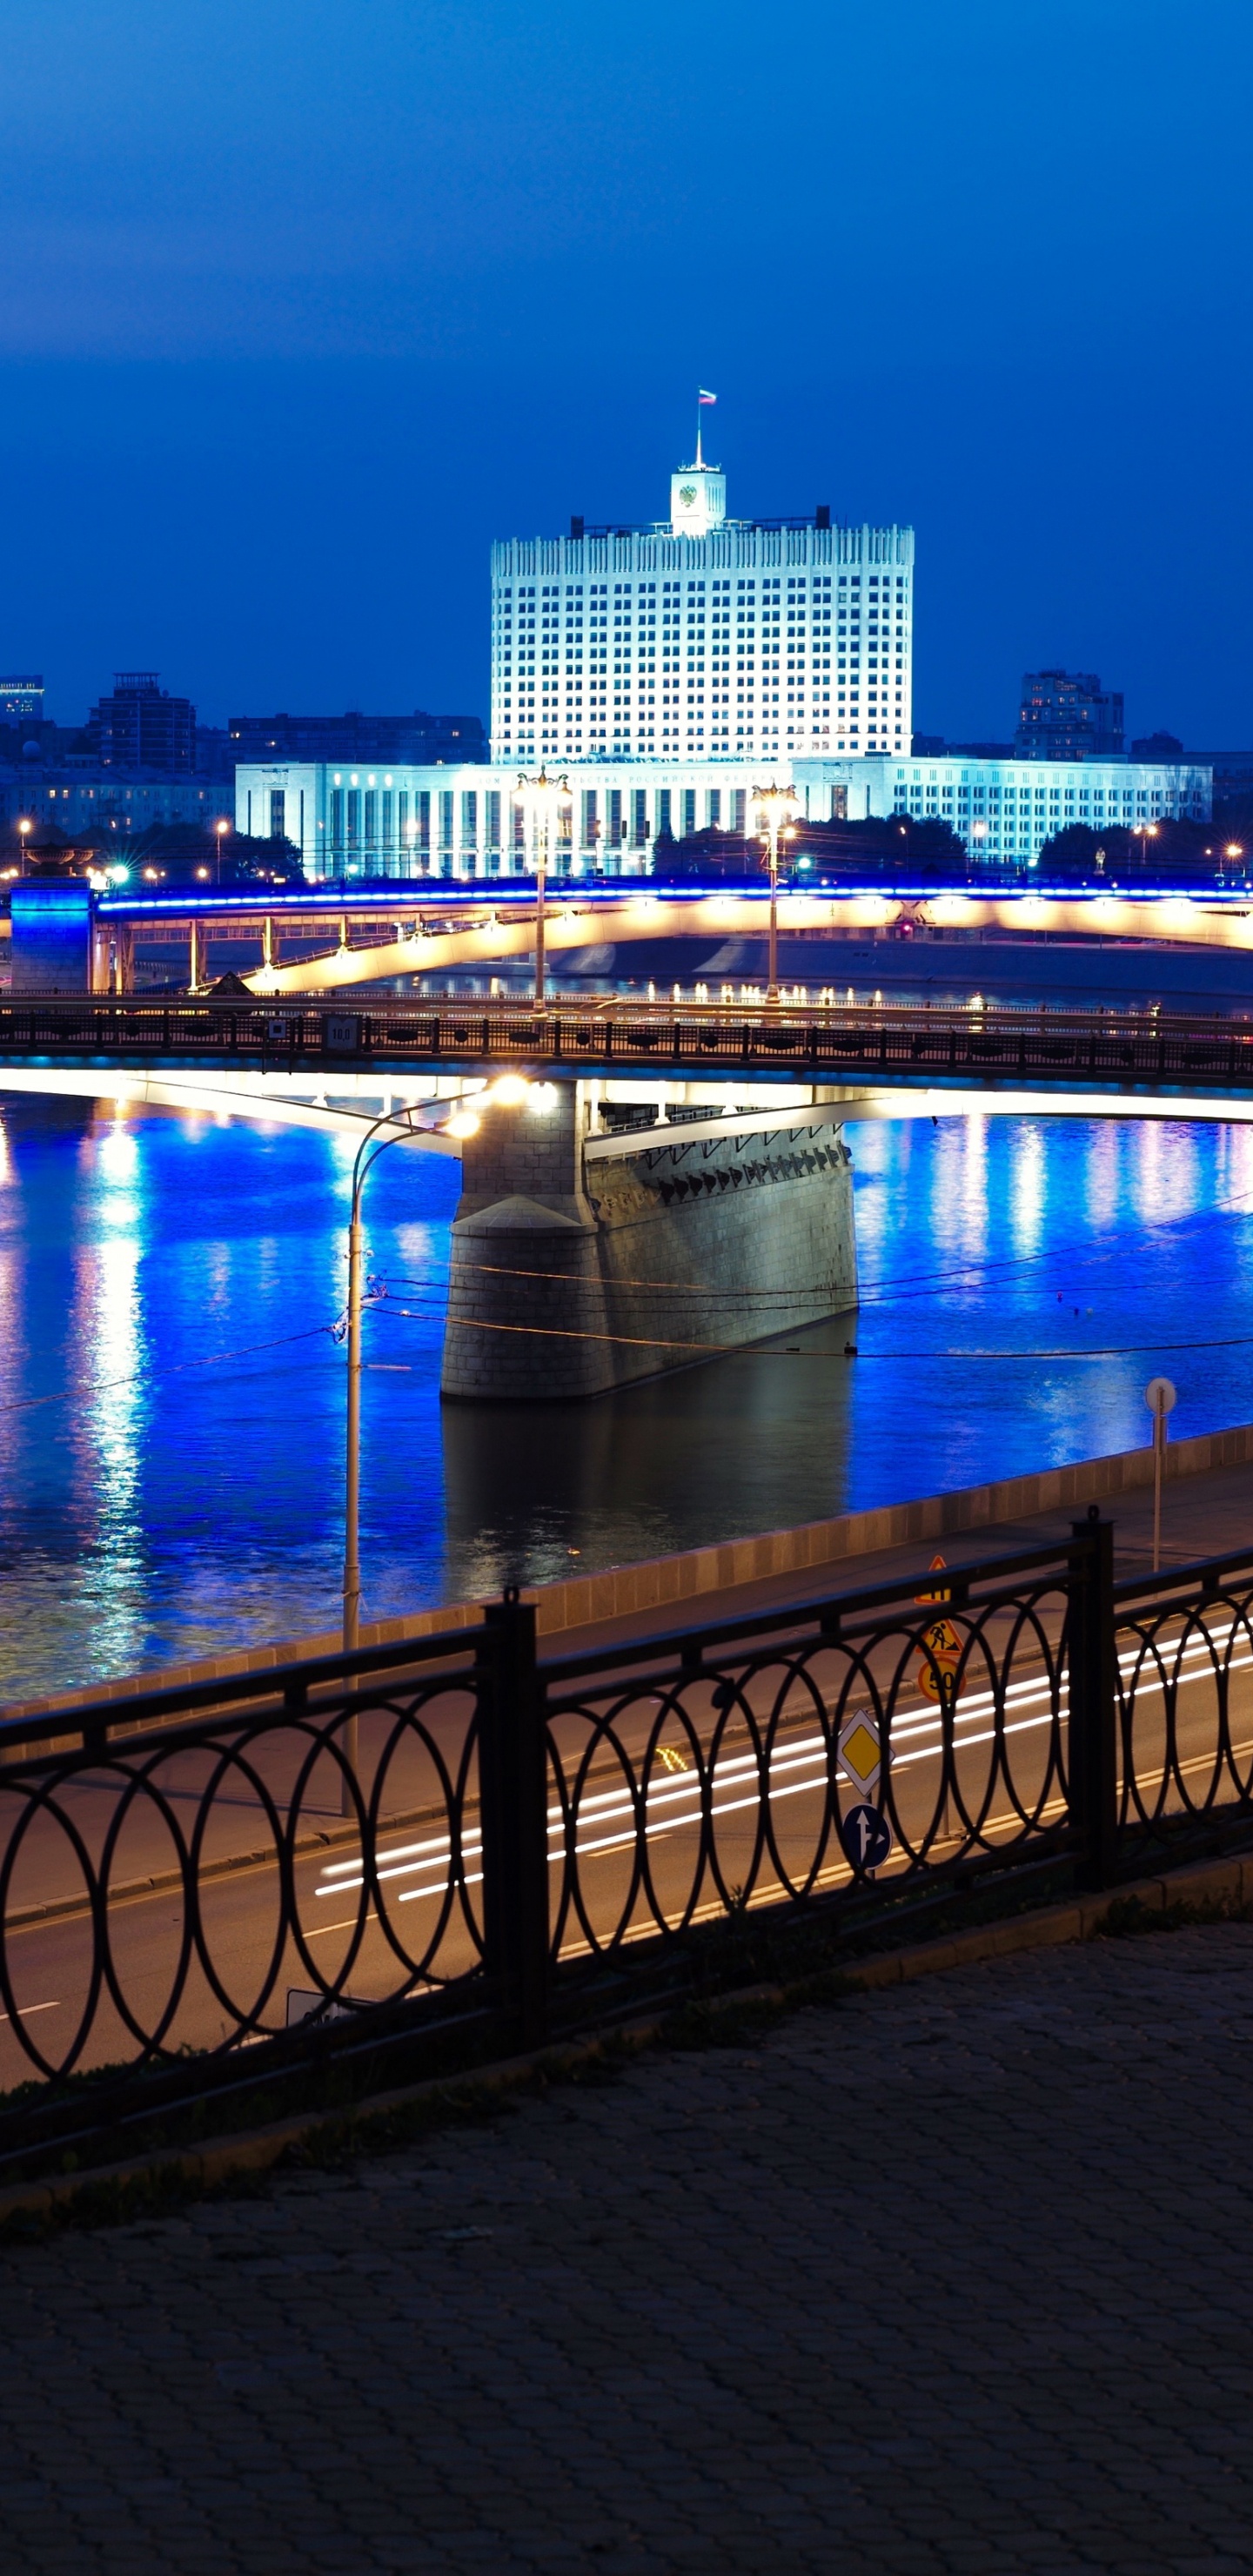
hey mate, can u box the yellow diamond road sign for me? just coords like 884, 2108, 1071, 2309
838, 1711, 881, 1796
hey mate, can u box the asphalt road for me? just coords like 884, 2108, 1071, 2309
1, 1587, 1245, 2091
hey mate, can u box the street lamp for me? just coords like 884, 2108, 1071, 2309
750, 782, 801, 1000
215, 818, 230, 885
517, 768, 568, 1010
338, 1097, 479, 1807
17, 816, 31, 874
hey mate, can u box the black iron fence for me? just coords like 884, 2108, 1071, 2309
3, 1516, 1253, 2098
2, 993, 1253, 1092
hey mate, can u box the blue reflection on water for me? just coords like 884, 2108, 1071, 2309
3, 1094, 1253, 1701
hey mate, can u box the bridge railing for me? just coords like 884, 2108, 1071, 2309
3, 992, 1253, 1090
3, 1517, 1253, 2103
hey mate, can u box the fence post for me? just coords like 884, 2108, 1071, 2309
477, 1587, 550, 2048
1068, 1508, 1118, 1888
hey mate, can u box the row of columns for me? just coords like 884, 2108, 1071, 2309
92, 916, 290, 996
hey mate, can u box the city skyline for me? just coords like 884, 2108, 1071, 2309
0, 409, 1240, 760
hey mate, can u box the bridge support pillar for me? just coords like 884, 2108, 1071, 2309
441, 1079, 857, 1403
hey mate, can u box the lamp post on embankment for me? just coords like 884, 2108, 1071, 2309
750, 782, 801, 1001
339, 1094, 480, 1807
517, 768, 568, 1012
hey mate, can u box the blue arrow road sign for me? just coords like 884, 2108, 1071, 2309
840, 1804, 892, 1872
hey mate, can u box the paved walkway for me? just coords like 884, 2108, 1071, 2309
3, 1921, 1253, 2573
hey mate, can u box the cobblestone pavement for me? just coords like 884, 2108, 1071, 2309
3, 1927, 1253, 2574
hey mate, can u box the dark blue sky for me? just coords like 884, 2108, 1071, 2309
2, 0, 1248, 745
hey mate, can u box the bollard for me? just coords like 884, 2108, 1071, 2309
477, 1588, 550, 2048
1068, 1508, 1118, 1888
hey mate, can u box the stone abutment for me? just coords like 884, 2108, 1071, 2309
440, 1080, 857, 1401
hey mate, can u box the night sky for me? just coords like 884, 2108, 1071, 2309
1, 0, 1247, 747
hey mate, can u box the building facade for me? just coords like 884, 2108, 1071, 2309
87, 673, 196, 774
489, 452, 915, 768
886, 752, 1209, 865
0, 772, 231, 835
227, 708, 486, 765
235, 749, 1211, 881
1015, 669, 1124, 761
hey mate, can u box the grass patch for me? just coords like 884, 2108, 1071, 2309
1093, 1892, 1253, 1940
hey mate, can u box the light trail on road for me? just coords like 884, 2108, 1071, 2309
311, 1618, 1253, 1924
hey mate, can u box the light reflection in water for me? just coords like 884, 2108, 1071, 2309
0, 1098, 1250, 1700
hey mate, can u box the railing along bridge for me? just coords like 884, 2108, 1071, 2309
2, 992, 1253, 1098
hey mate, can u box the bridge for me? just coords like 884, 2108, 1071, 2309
0, 989, 1252, 1109
22, 878, 1253, 998
3, 990, 1251, 1400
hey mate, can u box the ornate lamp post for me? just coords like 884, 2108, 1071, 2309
214, 817, 230, 884
750, 782, 801, 1000
517, 768, 568, 1010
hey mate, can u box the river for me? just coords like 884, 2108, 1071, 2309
1, 1090, 1251, 1701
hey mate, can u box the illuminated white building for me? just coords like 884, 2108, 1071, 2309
236, 748, 1210, 882
233, 436, 1210, 878
489, 447, 915, 766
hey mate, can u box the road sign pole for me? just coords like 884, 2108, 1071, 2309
1144, 1376, 1176, 1574
1153, 1400, 1163, 1573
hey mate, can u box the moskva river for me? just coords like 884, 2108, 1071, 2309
2, 1092, 1252, 1702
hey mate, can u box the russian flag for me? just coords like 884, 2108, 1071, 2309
698, 389, 717, 404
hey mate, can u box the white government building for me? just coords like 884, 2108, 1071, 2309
237, 444, 1210, 879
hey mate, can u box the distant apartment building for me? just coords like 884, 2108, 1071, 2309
227, 709, 486, 765
87, 673, 195, 774
1015, 670, 1124, 761
0, 775, 230, 834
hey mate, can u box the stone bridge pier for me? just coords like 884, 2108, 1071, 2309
440, 1078, 857, 1401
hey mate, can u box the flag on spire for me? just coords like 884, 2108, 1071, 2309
698, 389, 717, 404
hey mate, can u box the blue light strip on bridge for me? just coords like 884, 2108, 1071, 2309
95, 881, 1253, 922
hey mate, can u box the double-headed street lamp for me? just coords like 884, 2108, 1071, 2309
750, 782, 801, 1000
517, 768, 568, 1010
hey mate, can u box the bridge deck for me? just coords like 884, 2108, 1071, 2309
0, 993, 1252, 1097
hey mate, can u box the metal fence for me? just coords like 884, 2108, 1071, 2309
3, 993, 1253, 1091
2, 1514, 1252, 2096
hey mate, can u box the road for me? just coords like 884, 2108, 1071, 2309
1, 1587, 1245, 2092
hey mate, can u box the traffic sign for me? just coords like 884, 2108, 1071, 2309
840, 1804, 892, 1871
1145, 1376, 1176, 1416
838, 1707, 881, 1796
915, 1553, 962, 1703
